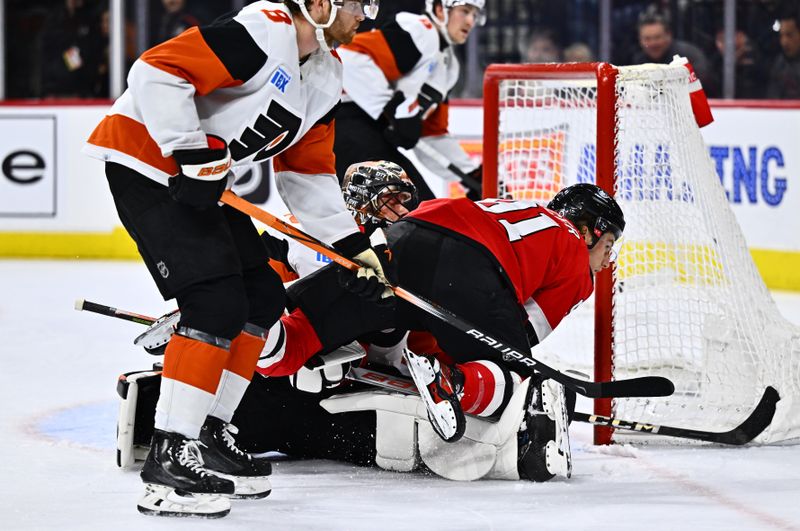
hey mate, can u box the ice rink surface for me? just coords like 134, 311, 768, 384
1, 259, 799, 531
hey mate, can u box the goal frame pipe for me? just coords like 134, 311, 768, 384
482, 62, 619, 445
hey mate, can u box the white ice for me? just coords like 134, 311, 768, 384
1, 260, 799, 531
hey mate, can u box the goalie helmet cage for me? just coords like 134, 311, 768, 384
482, 62, 800, 445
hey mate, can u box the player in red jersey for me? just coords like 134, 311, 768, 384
255, 183, 624, 480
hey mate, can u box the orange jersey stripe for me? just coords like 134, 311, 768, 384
340, 31, 402, 82
227, 330, 266, 380
273, 121, 336, 175
140, 26, 242, 96
162, 334, 230, 394
268, 258, 299, 283
421, 102, 449, 137
87, 114, 178, 175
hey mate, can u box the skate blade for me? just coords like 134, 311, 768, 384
541, 380, 572, 479
405, 352, 465, 442
209, 471, 272, 499
137, 483, 231, 518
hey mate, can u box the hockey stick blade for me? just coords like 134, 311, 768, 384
75, 299, 157, 326
220, 191, 674, 400
575, 386, 780, 445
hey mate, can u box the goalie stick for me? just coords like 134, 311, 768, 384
219, 191, 673, 400
346, 367, 779, 446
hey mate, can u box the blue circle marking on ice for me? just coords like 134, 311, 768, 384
34, 400, 118, 451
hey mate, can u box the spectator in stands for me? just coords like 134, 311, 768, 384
155, 0, 201, 44
39, 0, 97, 98
89, 9, 110, 98
521, 28, 562, 63
563, 42, 594, 63
632, 6, 714, 92
766, 11, 800, 99
709, 27, 765, 99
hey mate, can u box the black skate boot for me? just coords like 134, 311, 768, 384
517, 373, 572, 482
404, 349, 467, 443
138, 429, 234, 518
199, 416, 272, 499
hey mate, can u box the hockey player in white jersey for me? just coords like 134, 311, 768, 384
334, 0, 485, 201
82, 0, 381, 519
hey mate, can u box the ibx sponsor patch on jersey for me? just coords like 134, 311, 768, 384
270, 66, 292, 93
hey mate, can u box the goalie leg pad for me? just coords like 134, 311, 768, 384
418, 377, 530, 481
319, 390, 421, 472
116, 370, 162, 468
375, 411, 418, 472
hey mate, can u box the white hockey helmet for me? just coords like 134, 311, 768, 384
289, 0, 380, 52
425, 0, 487, 39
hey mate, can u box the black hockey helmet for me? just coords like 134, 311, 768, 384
342, 161, 418, 227
547, 183, 625, 247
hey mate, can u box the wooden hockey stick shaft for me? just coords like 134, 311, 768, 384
75, 299, 157, 326
220, 191, 673, 400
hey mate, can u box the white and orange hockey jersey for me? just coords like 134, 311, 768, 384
83, 1, 359, 245
337, 11, 478, 179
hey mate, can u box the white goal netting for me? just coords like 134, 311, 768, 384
488, 63, 800, 444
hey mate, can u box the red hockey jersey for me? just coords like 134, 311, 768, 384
406, 198, 593, 341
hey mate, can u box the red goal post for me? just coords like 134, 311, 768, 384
484, 63, 618, 444
481, 62, 800, 446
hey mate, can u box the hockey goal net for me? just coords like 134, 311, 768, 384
482, 63, 799, 445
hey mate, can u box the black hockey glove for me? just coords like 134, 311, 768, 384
333, 229, 395, 304
169, 134, 232, 208
382, 92, 422, 149
462, 165, 482, 201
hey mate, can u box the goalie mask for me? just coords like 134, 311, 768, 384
342, 161, 417, 228
288, 0, 380, 52
547, 183, 625, 248
426, 0, 487, 42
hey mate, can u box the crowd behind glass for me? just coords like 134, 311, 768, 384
5, 0, 800, 100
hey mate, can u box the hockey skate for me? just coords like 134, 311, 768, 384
517, 374, 572, 482
199, 416, 272, 499
403, 349, 466, 443
138, 429, 234, 518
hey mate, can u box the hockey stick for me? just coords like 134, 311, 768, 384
574, 386, 780, 445
220, 191, 673, 400
414, 140, 482, 193
75, 299, 157, 326
346, 368, 779, 446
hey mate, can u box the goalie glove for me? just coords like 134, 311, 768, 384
333, 229, 394, 303
169, 134, 233, 208
289, 341, 366, 393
